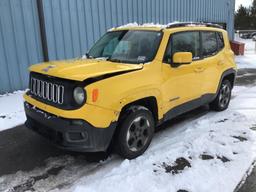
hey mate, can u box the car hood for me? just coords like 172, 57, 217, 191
29, 59, 143, 81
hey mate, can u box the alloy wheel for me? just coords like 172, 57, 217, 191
219, 83, 231, 108
126, 116, 150, 152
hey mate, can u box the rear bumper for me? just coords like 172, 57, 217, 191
24, 102, 116, 152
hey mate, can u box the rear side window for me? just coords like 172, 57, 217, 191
216, 32, 225, 50
164, 31, 200, 63
201, 32, 218, 57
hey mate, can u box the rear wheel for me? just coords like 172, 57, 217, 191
115, 106, 155, 159
252, 34, 256, 41
210, 79, 232, 111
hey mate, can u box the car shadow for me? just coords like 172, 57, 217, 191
0, 126, 110, 176
0, 105, 210, 177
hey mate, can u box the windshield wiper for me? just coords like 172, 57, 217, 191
85, 53, 94, 59
107, 58, 125, 63
85, 53, 110, 60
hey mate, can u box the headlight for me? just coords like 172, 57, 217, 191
73, 87, 86, 105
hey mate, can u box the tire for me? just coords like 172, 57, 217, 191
252, 35, 256, 41
115, 106, 155, 159
210, 79, 232, 111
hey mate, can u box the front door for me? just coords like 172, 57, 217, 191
161, 31, 203, 115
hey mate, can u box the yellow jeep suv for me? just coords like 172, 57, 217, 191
24, 22, 236, 159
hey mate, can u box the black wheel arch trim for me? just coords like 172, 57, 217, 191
215, 68, 237, 98
117, 96, 159, 126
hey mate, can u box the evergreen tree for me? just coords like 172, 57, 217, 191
235, 4, 252, 30
235, 5, 251, 29
251, 0, 256, 29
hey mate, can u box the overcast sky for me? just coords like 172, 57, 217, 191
236, 0, 253, 10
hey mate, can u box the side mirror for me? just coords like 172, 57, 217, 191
172, 52, 193, 66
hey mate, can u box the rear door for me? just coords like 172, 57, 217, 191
200, 31, 224, 95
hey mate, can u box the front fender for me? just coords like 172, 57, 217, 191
117, 87, 163, 117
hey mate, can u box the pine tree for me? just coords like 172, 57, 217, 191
251, 0, 256, 29
235, 5, 251, 30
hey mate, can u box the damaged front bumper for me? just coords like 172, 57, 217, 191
24, 102, 116, 152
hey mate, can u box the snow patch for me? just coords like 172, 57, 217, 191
235, 51, 256, 69
113, 22, 220, 30
109, 21, 181, 30
0, 90, 26, 131
235, 34, 256, 51
234, 34, 256, 69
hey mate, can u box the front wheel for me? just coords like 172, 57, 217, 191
115, 106, 155, 159
210, 79, 232, 111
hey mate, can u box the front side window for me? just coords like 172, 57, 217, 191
87, 30, 163, 64
164, 31, 200, 63
202, 32, 218, 57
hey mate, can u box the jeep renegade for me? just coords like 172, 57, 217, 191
24, 22, 237, 159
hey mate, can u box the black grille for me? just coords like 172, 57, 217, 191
28, 72, 81, 109
30, 77, 64, 104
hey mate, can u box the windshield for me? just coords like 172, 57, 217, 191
87, 30, 163, 64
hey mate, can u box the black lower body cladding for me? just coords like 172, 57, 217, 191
24, 102, 116, 152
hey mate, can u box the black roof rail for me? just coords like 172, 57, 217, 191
166, 22, 223, 29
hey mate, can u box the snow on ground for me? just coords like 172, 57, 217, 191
0, 90, 26, 131
236, 51, 256, 69
70, 87, 256, 192
0, 86, 256, 192
235, 34, 256, 51
235, 34, 256, 69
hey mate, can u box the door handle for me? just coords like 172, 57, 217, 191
194, 67, 205, 73
218, 60, 225, 66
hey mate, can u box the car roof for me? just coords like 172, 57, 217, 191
111, 22, 225, 33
